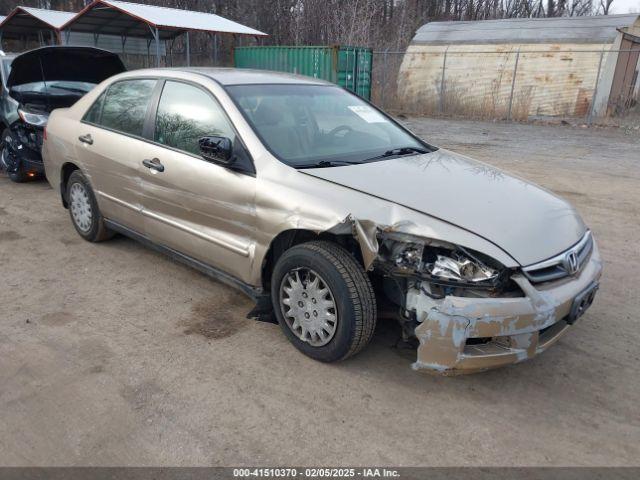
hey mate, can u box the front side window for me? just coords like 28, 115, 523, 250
98, 79, 156, 137
154, 81, 236, 156
226, 84, 429, 168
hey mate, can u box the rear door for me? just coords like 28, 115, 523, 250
136, 80, 257, 283
77, 78, 157, 227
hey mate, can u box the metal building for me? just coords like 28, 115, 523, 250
0, 6, 155, 55
0, 7, 74, 46
0, 1, 267, 65
397, 15, 640, 119
60, 0, 267, 66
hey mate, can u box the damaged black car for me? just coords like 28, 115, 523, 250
0, 46, 125, 182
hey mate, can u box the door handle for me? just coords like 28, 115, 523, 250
142, 158, 164, 173
78, 134, 93, 145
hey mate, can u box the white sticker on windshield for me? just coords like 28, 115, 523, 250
348, 105, 387, 123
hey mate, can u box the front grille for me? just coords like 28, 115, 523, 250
522, 231, 593, 284
463, 318, 570, 356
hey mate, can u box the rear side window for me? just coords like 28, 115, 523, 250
83, 91, 105, 124
96, 79, 156, 137
154, 81, 235, 155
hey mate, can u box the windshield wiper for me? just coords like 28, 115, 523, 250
293, 147, 429, 169
296, 160, 361, 169
362, 146, 428, 163
49, 85, 89, 94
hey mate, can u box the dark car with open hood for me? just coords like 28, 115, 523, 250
0, 46, 125, 182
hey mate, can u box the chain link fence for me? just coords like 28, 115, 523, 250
87, 42, 640, 128
371, 48, 640, 127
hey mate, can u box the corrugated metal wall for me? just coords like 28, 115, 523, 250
397, 44, 615, 119
65, 32, 166, 55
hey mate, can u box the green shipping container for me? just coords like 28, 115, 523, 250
233, 45, 372, 100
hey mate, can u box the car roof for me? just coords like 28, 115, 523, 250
175, 67, 334, 86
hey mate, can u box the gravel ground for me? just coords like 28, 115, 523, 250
0, 118, 638, 466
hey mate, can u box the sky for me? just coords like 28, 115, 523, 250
610, 0, 640, 13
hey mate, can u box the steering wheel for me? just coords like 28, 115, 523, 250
327, 125, 353, 138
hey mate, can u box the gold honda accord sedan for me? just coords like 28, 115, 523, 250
42, 68, 602, 374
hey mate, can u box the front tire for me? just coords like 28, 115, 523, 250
271, 240, 376, 362
1, 129, 26, 183
66, 170, 114, 242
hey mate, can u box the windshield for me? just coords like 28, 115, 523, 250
2, 58, 12, 83
226, 84, 431, 168
11, 80, 96, 94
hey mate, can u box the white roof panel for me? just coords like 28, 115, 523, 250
412, 14, 640, 45
91, 0, 267, 36
18, 7, 76, 29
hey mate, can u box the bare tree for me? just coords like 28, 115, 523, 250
599, 0, 615, 14
0, 0, 611, 58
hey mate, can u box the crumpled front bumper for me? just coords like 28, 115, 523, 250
407, 242, 603, 375
3, 125, 45, 175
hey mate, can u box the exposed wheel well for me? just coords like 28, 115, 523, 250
261, 229, 365, 292
60, 163, 80, 208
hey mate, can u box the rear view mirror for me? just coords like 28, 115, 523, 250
199, 136, 234, 165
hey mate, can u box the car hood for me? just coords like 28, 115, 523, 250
7, 46, 125, 89
301, 149, 586, 266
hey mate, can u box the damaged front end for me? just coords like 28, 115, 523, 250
1, 46, 126, 180
367, 229, 602, 375
1, 108, 47, 179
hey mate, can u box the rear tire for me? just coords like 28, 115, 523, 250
271, 240, 376, 362
66, 170, 114, 242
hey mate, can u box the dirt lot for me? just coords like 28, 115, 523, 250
1, 118, 638, 466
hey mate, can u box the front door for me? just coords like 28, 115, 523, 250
136, 80, 257, 284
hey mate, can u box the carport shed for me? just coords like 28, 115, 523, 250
59, 0, 267, 66
0, 6, 153, 55
0, 7, 74, 47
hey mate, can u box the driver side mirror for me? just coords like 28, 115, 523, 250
198, 136, 234, 166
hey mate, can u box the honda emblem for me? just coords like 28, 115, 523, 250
564, 251, 579, 275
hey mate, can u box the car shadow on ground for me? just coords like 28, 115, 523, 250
101, 229, 604, 389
